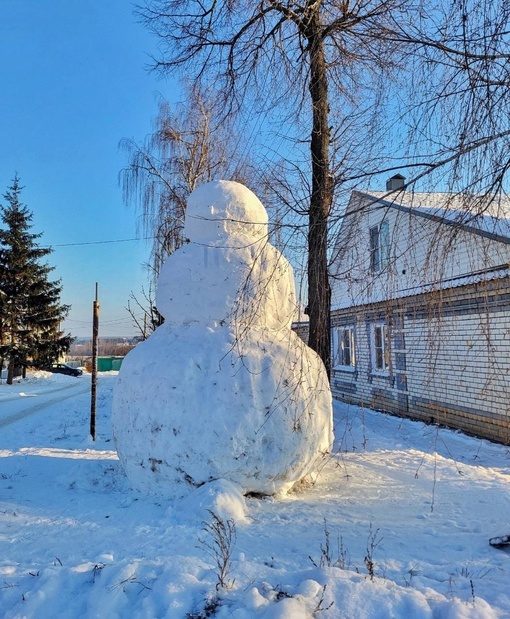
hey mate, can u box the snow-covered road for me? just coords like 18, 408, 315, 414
0, 376, 90, 428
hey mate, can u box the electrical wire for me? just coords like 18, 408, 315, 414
43, 236, 155, 248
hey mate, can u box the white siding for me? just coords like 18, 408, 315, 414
331, 192, 510, 311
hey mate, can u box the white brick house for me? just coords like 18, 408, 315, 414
329, 179, 510, 444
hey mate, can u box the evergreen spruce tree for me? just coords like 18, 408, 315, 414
0, 176, 72, 384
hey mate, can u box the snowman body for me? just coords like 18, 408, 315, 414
112, 181, 333, 498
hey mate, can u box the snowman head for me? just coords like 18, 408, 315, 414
184, 180, 269, 246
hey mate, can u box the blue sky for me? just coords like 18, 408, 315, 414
0, 1, 179, 338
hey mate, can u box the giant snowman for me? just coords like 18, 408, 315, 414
112, 180, 333, 498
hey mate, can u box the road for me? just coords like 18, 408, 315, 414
0, 379, 91, 428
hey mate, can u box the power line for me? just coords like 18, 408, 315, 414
45, 236, 155, 248
65, 316, 138, 325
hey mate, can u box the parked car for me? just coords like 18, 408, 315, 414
47, 363, 83, 377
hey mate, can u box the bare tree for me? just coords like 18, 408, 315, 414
126, 283, 163, 340
372, 0, 510, 202
120, 86, 255, 278
134, 0, 510, 376
136, 0, 419, 376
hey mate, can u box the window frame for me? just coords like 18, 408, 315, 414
371, 321, 390, 374
332, 324, 356, 371
369, 220, 390, 272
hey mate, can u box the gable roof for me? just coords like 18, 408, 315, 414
352, 190, 510, 245
330, 189, 510, 310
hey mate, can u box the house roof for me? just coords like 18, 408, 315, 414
331, 259, 510, 311
353, 190, 510, 244
330, 190, 510, 310
381, 262, 510, 300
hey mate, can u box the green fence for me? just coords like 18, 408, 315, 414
97, 356, 124, 372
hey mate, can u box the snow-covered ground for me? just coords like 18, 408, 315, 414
1, 371, 510, 618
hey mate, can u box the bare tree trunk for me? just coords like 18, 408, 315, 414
7, 358, 14, 385
306, 21, 333, 378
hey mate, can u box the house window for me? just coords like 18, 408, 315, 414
332, 326, 356, 369
372, 323, 390, 372
369, 220, 390, 272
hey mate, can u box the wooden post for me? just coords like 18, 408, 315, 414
90, 283, 99, 440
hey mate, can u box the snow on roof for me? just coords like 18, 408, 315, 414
356, 190, 510, 243
331, 189, 510, 310
387, 263, 510, 299
331, 263, 510, 311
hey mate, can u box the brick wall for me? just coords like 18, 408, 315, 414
330, 278, 510, 444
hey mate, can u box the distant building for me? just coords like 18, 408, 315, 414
329, 181, 510, 444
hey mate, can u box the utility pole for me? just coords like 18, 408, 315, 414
90, 283, 99, 440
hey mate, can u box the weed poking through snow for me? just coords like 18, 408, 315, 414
198, 510, 237, 591
309, 519, 350, 570
364, 523, 382, 581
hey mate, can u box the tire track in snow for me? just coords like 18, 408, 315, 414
0, 380, 84, 404
0, 381, 90, 428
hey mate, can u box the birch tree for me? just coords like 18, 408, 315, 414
398, 0, 510, 201
120, 87, 255, 277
